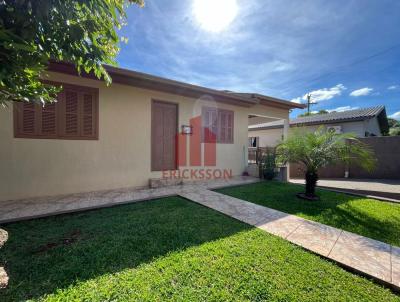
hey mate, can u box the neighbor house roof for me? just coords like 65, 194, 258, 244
47, 61, 304, 109
249, 106, 389, 133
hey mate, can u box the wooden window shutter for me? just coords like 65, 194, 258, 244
218, 109, 234, 144
63, 89, 80, 137
203, 108, 210, 142
227, 110, 233, 143
14, 82, 98, 140
211, 110, 218, 138
14, 102, 57, 138
59, 85, 98, 139
202, 107, 217, 143
218, 110, 227, 143
14, 102, 37, 137
202, 107, 234, 144
40, 103, 57, 136
21, 103, 37, 135
82, 93, 95, 137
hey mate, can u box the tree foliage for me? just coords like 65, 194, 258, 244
0, 0, 143, 106
276, 127, 376, 198
276, 127, 376, 173
388, 118, 400, 136
298, 110, 328, 118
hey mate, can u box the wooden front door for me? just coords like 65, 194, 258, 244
151, 100, 178, 171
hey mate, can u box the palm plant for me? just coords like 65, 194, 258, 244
276, 127, 376, 200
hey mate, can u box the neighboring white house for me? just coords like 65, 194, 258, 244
248, 106, 389, 148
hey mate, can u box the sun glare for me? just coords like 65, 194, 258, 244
193, 0, 238, 32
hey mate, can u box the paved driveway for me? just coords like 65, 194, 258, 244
290, 178, 400, 201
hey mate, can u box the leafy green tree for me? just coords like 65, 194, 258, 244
388, 118, 400, 136
298, 109, 329, 117
389, 127, 400, 136
276, 127, 376, 199
0, 0, 143, 106
388, 118, 400, 128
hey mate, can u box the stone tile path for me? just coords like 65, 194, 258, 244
0, 228, 8, 288
290, 178, 400, 202
178, 189, 400, 291
0, 177, 259, 224
0, 177, 399, 291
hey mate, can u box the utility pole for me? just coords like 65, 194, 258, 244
306, 94, 317, 115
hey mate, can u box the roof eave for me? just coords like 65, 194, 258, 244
254, 94, 306, 109
47, 61, 258, 108
248, 125, 284, 131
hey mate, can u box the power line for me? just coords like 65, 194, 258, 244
306, 93, 318, 114
274, 42, 400, 95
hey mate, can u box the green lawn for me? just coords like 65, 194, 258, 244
0, 196, 398, 301
216, 181, 400, 247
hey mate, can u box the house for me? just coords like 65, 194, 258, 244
0, 61, 303, 201
248, 106, 389, 148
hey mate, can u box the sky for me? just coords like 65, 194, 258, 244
117, 0, 400, 119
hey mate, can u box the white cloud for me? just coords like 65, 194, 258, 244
389, 111, 400, 120
290, 84, 346, 104
271, 60, 295, 72
290, 97, 303, 103
349, 87, 373, 97
388, 85, 399, 90
308, 84, 346, 102
327, 106, 359, 113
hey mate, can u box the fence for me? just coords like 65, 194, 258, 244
290, 136, 400, 179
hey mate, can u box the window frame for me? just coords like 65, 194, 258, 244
202, 106, 234, 144
248, 136, 259, 148
13, 82, 99, 140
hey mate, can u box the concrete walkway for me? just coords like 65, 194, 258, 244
0, 177, 399, 291
0, 229, 8, 288
0, 177, 260, 224
179, 189, 400, 291
290, 178, 400, 202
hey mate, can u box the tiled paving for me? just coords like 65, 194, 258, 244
0, 176, 259, 224
290, 178, 400, 202
0, 177, 399, 290
393, 246, 400, 288
178, 188, 400, 291
0, 228, 8, 288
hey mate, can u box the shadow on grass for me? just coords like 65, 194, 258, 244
216, 181, 400, 246
0, 196, 250, 301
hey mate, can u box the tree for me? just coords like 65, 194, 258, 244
388, 118, 400, 136
0, 0, 143, 106
388, 118, 400, 128
298, 110, 328, 118
276, 127, 376, 200
389, 127, 400, 136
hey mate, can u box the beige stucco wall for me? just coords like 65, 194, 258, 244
0, 71, 288, 201
292, 120, 382, 137
248, 118, 382, 149
248, 128, 284, 147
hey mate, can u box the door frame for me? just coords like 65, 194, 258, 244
151, 99, 179, 171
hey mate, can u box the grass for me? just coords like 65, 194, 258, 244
0, 196, 398, 301
216, 181, 400, 246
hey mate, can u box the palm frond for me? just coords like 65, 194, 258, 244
276, 126, 376, 173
